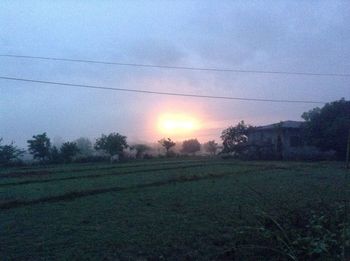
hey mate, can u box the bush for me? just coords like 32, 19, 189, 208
233, 202, 350, 260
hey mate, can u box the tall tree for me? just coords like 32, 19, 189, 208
203, 140, 218, 155
302, 98, 350, 159
60, 142, 79, 163
158, 138, 176, 155
94, 133, 128, 156
181, 139, 201, 155
221, 121, 251, 154
0, 138, 24, 164
27, 133, 51, 162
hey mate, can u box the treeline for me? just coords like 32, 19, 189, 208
1, 99, 349, 165
0, 132, 219, 166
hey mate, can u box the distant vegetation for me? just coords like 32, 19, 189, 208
158, 138, 176, 156
181, 138, 201, 155
203, 140, 218, 155
27, 133, 51, 162
94, 132, 128, 157
0, 99, 349, 166
0, 138, 24, 164
131, 144, 151, 159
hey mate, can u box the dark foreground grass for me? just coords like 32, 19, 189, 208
0, 159, 349, 260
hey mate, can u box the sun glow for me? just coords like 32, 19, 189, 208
157, 113, 200, 136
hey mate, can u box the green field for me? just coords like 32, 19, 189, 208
0, 159, 349, 260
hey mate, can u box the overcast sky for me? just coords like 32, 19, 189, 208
1, 1, 349, 148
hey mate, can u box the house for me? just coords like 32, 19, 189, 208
246, 121, 333, 160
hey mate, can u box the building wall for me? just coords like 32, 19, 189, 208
247, 128, 329, 159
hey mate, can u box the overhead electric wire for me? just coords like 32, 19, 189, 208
0, 76, 326, 104
1, 54, 349, 78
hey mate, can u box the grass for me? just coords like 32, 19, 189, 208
0, 158, 349, 260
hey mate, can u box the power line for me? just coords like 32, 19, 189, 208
1, 54, 349, 78
0, 76, 326, 104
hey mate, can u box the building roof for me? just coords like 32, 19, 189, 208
255, 120, 304, 130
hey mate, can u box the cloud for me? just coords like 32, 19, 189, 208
0, 1, 349, 147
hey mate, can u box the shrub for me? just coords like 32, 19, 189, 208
233, 202, 350, 260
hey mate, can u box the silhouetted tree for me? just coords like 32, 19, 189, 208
27, 133, 51, 162
158, 138, 176, 155
181, 139, 201, 155
94, 133, 128, 157
203, 140, 218, 155
60, 142, 79, 163
302, 98, 350, 159
132, 144, 151, 159
221, 121, 251, 154
0, 138, 24, 164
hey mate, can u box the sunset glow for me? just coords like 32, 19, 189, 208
157, 113, 200, 136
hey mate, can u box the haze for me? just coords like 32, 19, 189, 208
1, 1, 349, 148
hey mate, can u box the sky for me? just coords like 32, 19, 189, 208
1, 0, 349, 148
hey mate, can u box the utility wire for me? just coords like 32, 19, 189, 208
0, 76, 326, 104
1, 54, 349, 78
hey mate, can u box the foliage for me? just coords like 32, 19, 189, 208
235, 202, 350, 260
158, 138, 176, 155
203, 140, 218, 155
302, 98, 350, 159
94, 133, 128, 156
27, 132, 51, 162
132, 144, 151, 159
75, 137, 93, 156
181, 139, 201, 155
60, 142, 79, 163
49, 146, 62, 164
221, 121, 251, 154
0, 138, 24, 164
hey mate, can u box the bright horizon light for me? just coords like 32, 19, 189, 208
157, 113, 200, 137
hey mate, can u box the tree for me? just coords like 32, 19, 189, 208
158, 138, 176, 155
75, 137, 93, 156
181, 139, 201, 155
60, 142, 79, 163
27, 133, 51, 162
0, 138, 24, 164
302, 98, 350, 159
132, 144, 151, 159
203, 140, 218, 155
49, 146, 62, 164
94, 133, 128, 156
221, 121, 251, 154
